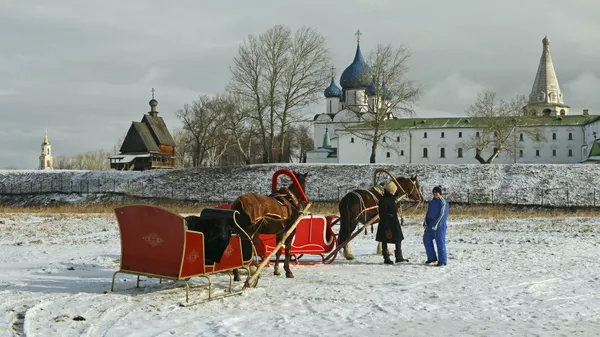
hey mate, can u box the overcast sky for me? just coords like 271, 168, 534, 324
1, 0, 599, 169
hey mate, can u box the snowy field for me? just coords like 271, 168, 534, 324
1, 212, 599, 336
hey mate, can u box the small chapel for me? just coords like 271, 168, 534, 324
109, 90, 176, 170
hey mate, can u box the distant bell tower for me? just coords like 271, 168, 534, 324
39, 129, 53, 170
525, 36, 569, 116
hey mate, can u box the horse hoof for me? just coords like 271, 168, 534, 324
274, 271, 281, 276
346, 256, 355, 261
233, 276, 241, 282
286, 273, 294, 278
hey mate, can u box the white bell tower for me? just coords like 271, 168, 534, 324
39, 129, 53, 170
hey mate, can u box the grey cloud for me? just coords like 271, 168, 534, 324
2, 0, 600, 168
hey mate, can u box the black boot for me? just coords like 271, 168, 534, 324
383, 249, 394, 265
395, 249, 409, 263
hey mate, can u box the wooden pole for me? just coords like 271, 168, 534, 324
244, 202, 312, 288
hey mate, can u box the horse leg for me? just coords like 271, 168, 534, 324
376, 242, 394, 256
284, 234, 294, 278
343, 242, 354, 260
273, 247, 282, 276
233, 269, 241, 282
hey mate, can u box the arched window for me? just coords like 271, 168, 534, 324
519, 133, 524, 141
458, 132, 462, 138
441, 132, 445, 138
400, 150, 404, 156
350, 137, 354, 143
423, 148, 428, 158
552, 149, 556, 156
386, 152, 390, 158
457, 148, 463, 158
424, 132, 428, 138
519, 150, 524, 157
535, 150, 540, 157
568, 133, 573, 140
476, 132, 480, 138
396, 136, 400, 142
552, 133, 556, 140
440, 148, 445, 158
382, 137, 386, 143
568, 149, 573, 157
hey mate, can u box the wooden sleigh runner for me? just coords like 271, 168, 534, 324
111, 204, 255, 305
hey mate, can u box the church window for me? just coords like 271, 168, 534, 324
457, 148, 463, 158
440, 148, 445, 158
396, 136, 400, 142
329, 100, 332, 112
519, 150, 524, 157
476, 132, 480, 138
552, 149, 556, 156
519, 133, 523, 141
382, 137, 386, 143
537, 92, 545, 101
568, 149, 573, 157
552, 133, 556, 140
568, 133, 573, 140
441, 132, 445, 138
423, 148, 428, 158
386, 152, 391, 158
423, 132, 427, 138
350, 137, 355, 143
458, 132, 462, 138
535, 150, 540, 157
400, 150, 404, 156
560, 109, 566, 115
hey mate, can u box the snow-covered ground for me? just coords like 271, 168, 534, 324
1, 212, 599, 336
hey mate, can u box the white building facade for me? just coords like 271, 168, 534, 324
307, 35, 600, 164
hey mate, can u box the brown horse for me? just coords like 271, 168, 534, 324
337, 174, 425, 260
231, 171, 309, 280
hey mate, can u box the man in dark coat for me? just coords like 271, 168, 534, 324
376, 181, 408, 265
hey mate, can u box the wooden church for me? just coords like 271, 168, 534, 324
109, 90, 176, 170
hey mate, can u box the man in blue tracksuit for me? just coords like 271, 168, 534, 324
423, 185, 449, 266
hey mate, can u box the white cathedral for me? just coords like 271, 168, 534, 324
307, 35, 600, 164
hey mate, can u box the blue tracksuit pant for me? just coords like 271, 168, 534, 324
423, 225, 447, 264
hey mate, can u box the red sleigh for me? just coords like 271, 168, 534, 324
254, 214, 339, 264
111, 204, 254, 304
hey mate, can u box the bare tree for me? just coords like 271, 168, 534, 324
172, 128, 193, 168
227, 25, 330, 163
344, 43, 422, 163
221, 95, 259, 165
54, 150, 111, 170
175, 95, 227, 167
287, 124, 314, 163
461, 91, 545, 164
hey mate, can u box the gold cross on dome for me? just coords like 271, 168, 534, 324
151, 87, 155, 99
330, 66, 335, 77
355, 29, 362, 43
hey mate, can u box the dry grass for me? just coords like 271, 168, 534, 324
1, 201, 600, 219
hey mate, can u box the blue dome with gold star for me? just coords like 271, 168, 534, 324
324, 77, 342, 98
340, 43, 372, 90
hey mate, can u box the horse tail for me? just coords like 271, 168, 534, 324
338, 192, 358, 248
